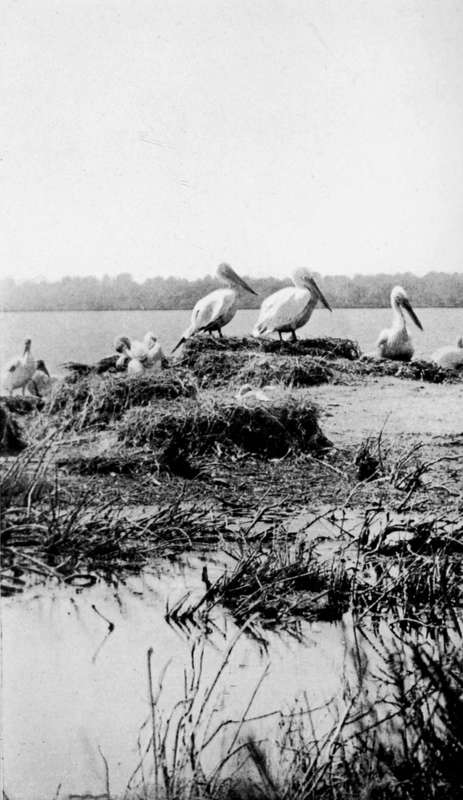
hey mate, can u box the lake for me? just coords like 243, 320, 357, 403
1, 307, 462, 375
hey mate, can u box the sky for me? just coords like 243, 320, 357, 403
2, 0, 463, 282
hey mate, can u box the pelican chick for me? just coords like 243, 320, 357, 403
2, 339, 36, 395
143, 332, 165, 371
252, 268, 332, 342
432, 337, 463, 370
172, 263, 257, 352
375, 286, 423, 361
235, 384, 273, 404
113, 335, 144, 375
27, 360, 56, 397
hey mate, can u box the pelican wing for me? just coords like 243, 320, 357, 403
254, 287, 310, 334
190, 288, 236, 334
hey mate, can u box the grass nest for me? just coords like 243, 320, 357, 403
49, 369, 197, 428
237, 355, 332, 387
118, 390, 328, 459
352, 357, 455, 383
177, 334, 360, 362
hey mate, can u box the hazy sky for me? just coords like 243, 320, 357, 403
2, 0, 463, 282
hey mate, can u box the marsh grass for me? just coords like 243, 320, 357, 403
166, 538, 349, 632
122, 623, 463, 800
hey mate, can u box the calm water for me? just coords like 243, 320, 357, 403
2, 550, 351, 799
1, 307, 462, 375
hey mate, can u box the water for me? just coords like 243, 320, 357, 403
1, 307, 462, 375
2, 557, 350, 800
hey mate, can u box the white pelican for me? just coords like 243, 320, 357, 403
2, 338, 36, 395
172, 263, 257, 352
27, 360, 56, 397
375, 286, 423, 361
432, 337, 463, 370
252, 268, 332, 341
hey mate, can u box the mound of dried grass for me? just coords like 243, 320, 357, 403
49, 369, 197, 428
118, 390, 328, 458
353, 357, 453, 383
237, 355, 332, 387
176, 334, 360, 364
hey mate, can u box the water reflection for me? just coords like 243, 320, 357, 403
2, 557, 349, 800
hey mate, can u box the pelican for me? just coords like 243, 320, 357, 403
27, 360, 56, 397
252, 268, 332, 341
432, 337, 463, 370
235, 384, 273, 404
375, 286, 423, 361
2, 339, 36, 395
143, 332, 164, 371
113, 335, 144, 375
172, 263, 257, 352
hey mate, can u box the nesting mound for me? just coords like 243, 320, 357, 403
237, 355, 332, 387
178, 334, 360, 361
174, 335, 354, 386
49, 369, 197, 428
352, 357, 454, 383
118, 391, 328, 458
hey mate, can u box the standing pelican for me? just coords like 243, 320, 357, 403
2, 339, 36, 395
252, 268, 332, 341
375, 286, 423, 361
432, 337, 463, 370
172, 263, 257, 352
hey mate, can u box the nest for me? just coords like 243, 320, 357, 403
352, 357, 455, 383
237, 355, 332, 387
118, 391, 329, 459
49, 369, 197, 428
177, 334, 361, 362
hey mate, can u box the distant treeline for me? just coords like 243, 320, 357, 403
1, 271, 462, 311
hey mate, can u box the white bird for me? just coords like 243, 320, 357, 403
235, 384, 273, 404
375, 286, 423, 361
27, 360, 56, 397
2, 338, 36, 395
432, 337, 463, 370
172, 263, 257, 352
252, 268, 332, 341
143, 332, 164, 371
113, 335, 145, 375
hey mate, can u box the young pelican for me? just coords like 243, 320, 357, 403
113, 335, 144, 375
172, 263, 257, 352
252, 268, 332, 341
143, 332, 164, 371
375, 286, 423, 361
2, 339, 36, 395
432, 337, 463, 370
28, 360, 56, 397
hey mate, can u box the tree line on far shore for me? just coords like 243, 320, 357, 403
1, 271, 462, 312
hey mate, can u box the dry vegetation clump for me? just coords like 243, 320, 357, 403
49, 369, 197, 428
352, 357, 456, 383
236, 355, 332, 387
118, 391, 328, 459
176, 334, 360, 363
